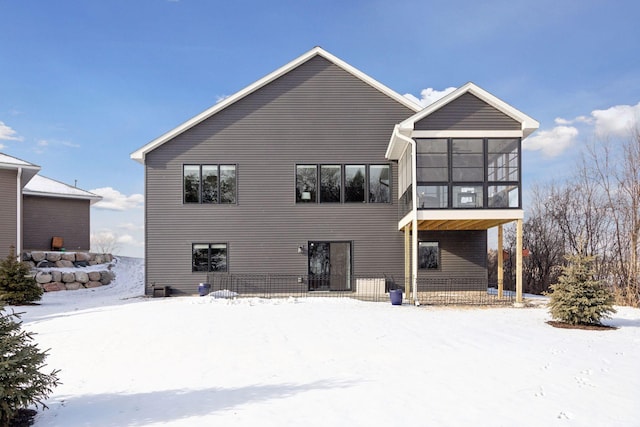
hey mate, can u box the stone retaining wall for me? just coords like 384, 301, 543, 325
22, 251, 116, 292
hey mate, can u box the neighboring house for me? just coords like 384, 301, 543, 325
0, 153, 102, 257
131, 47, 538, 302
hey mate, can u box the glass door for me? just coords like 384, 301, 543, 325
308, 241, 351, 291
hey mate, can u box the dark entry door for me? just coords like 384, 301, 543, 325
308, 241, 351, 291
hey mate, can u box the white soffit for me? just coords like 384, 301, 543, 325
130, 47, 422, 163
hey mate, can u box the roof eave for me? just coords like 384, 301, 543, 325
23, 190, 103, 204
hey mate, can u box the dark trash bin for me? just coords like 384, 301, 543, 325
390, 289, 403, 305
198, 283, 211, 296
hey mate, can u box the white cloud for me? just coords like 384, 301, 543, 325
0, 143, 5, 150
118, 222, 144, 232
0, 121, 23, 141
404, 87, 457, 107
116, 234, 139, 245
90, 187, 144, 211
591, 102, 640, 136
523, 125, 579, 157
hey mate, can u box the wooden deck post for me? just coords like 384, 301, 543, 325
497, 224, 504, 298
516, 219, 523, 304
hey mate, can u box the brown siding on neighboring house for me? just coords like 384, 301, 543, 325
144, 55, 415, 294
22, 196, 91, 251
415, 92, 520, 131
0, 168, 18, 257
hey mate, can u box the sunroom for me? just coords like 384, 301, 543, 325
386, 83, 539, 305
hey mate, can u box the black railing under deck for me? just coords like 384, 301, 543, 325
415, 277, 514, 306
202, 273, 515, 306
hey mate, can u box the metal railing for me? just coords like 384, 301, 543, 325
204, 273, 515, 306
415, 277, 514, 305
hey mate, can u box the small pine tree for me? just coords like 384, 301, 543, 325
0, 246, 43, 306
548, 252, 616, 325
0, 308, 60, 425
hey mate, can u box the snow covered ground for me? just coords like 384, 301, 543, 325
13, 257, 640, 426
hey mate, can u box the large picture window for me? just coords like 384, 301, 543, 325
184, 164, 236, 204
192, 243, 228, 272
295, 164, 391, 204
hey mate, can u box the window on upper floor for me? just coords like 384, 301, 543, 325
184, 164, 236, 204
369, 165, 390, 203
296, 164, 390, 204
320, 165, 341, 203
345, 165, 366, 202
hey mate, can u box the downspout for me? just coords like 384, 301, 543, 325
393, 125, 419, 305
16, 167, 22, 259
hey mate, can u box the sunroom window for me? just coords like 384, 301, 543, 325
413, 138, 521, 209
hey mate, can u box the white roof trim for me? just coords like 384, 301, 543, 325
23, 175, 102, 204
0, 152, 40, 170
411, 130, 523, 138
398, 82, 539, 137
130, 47, 422, 164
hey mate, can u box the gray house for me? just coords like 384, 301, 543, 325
131, 47, 538, 303
0, 153, 101, 257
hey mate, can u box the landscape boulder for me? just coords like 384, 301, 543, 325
55, 260, 75, 268
46, 252, 61, 262
35, 272, 52, 284
43, 282, 64, 292
74, 271, 89, 284
65, 282, 83, 291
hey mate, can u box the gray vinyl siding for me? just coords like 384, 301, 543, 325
417, 230, 487, 280
22, 196, 91, 251
0, 169, 18, 257
415, 92, 520, 131
144, 55, 415, 295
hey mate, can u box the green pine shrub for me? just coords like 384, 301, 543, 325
0, 308, 60, 426
548, 252, 616, 325
0, 247, 42, 306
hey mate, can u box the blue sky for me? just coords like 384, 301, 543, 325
1, 0, 639, 257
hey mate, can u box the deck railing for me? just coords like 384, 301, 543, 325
203, 273, 515, 306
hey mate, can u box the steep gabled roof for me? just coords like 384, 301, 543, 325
23, 174, 102, 204
386, 82, 539, 159
399, 82, 539, 135
130, 46, 422, 164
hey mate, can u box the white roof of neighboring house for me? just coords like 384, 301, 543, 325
23, 174, 102, 204
0, 152, 41, 187
130, 46, 423, 163
0, 152, 39, 168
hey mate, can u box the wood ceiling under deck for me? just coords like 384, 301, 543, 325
416, 218, 516, 231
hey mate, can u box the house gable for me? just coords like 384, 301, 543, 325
131, 47, 421, 164
414, 92, 520, 131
